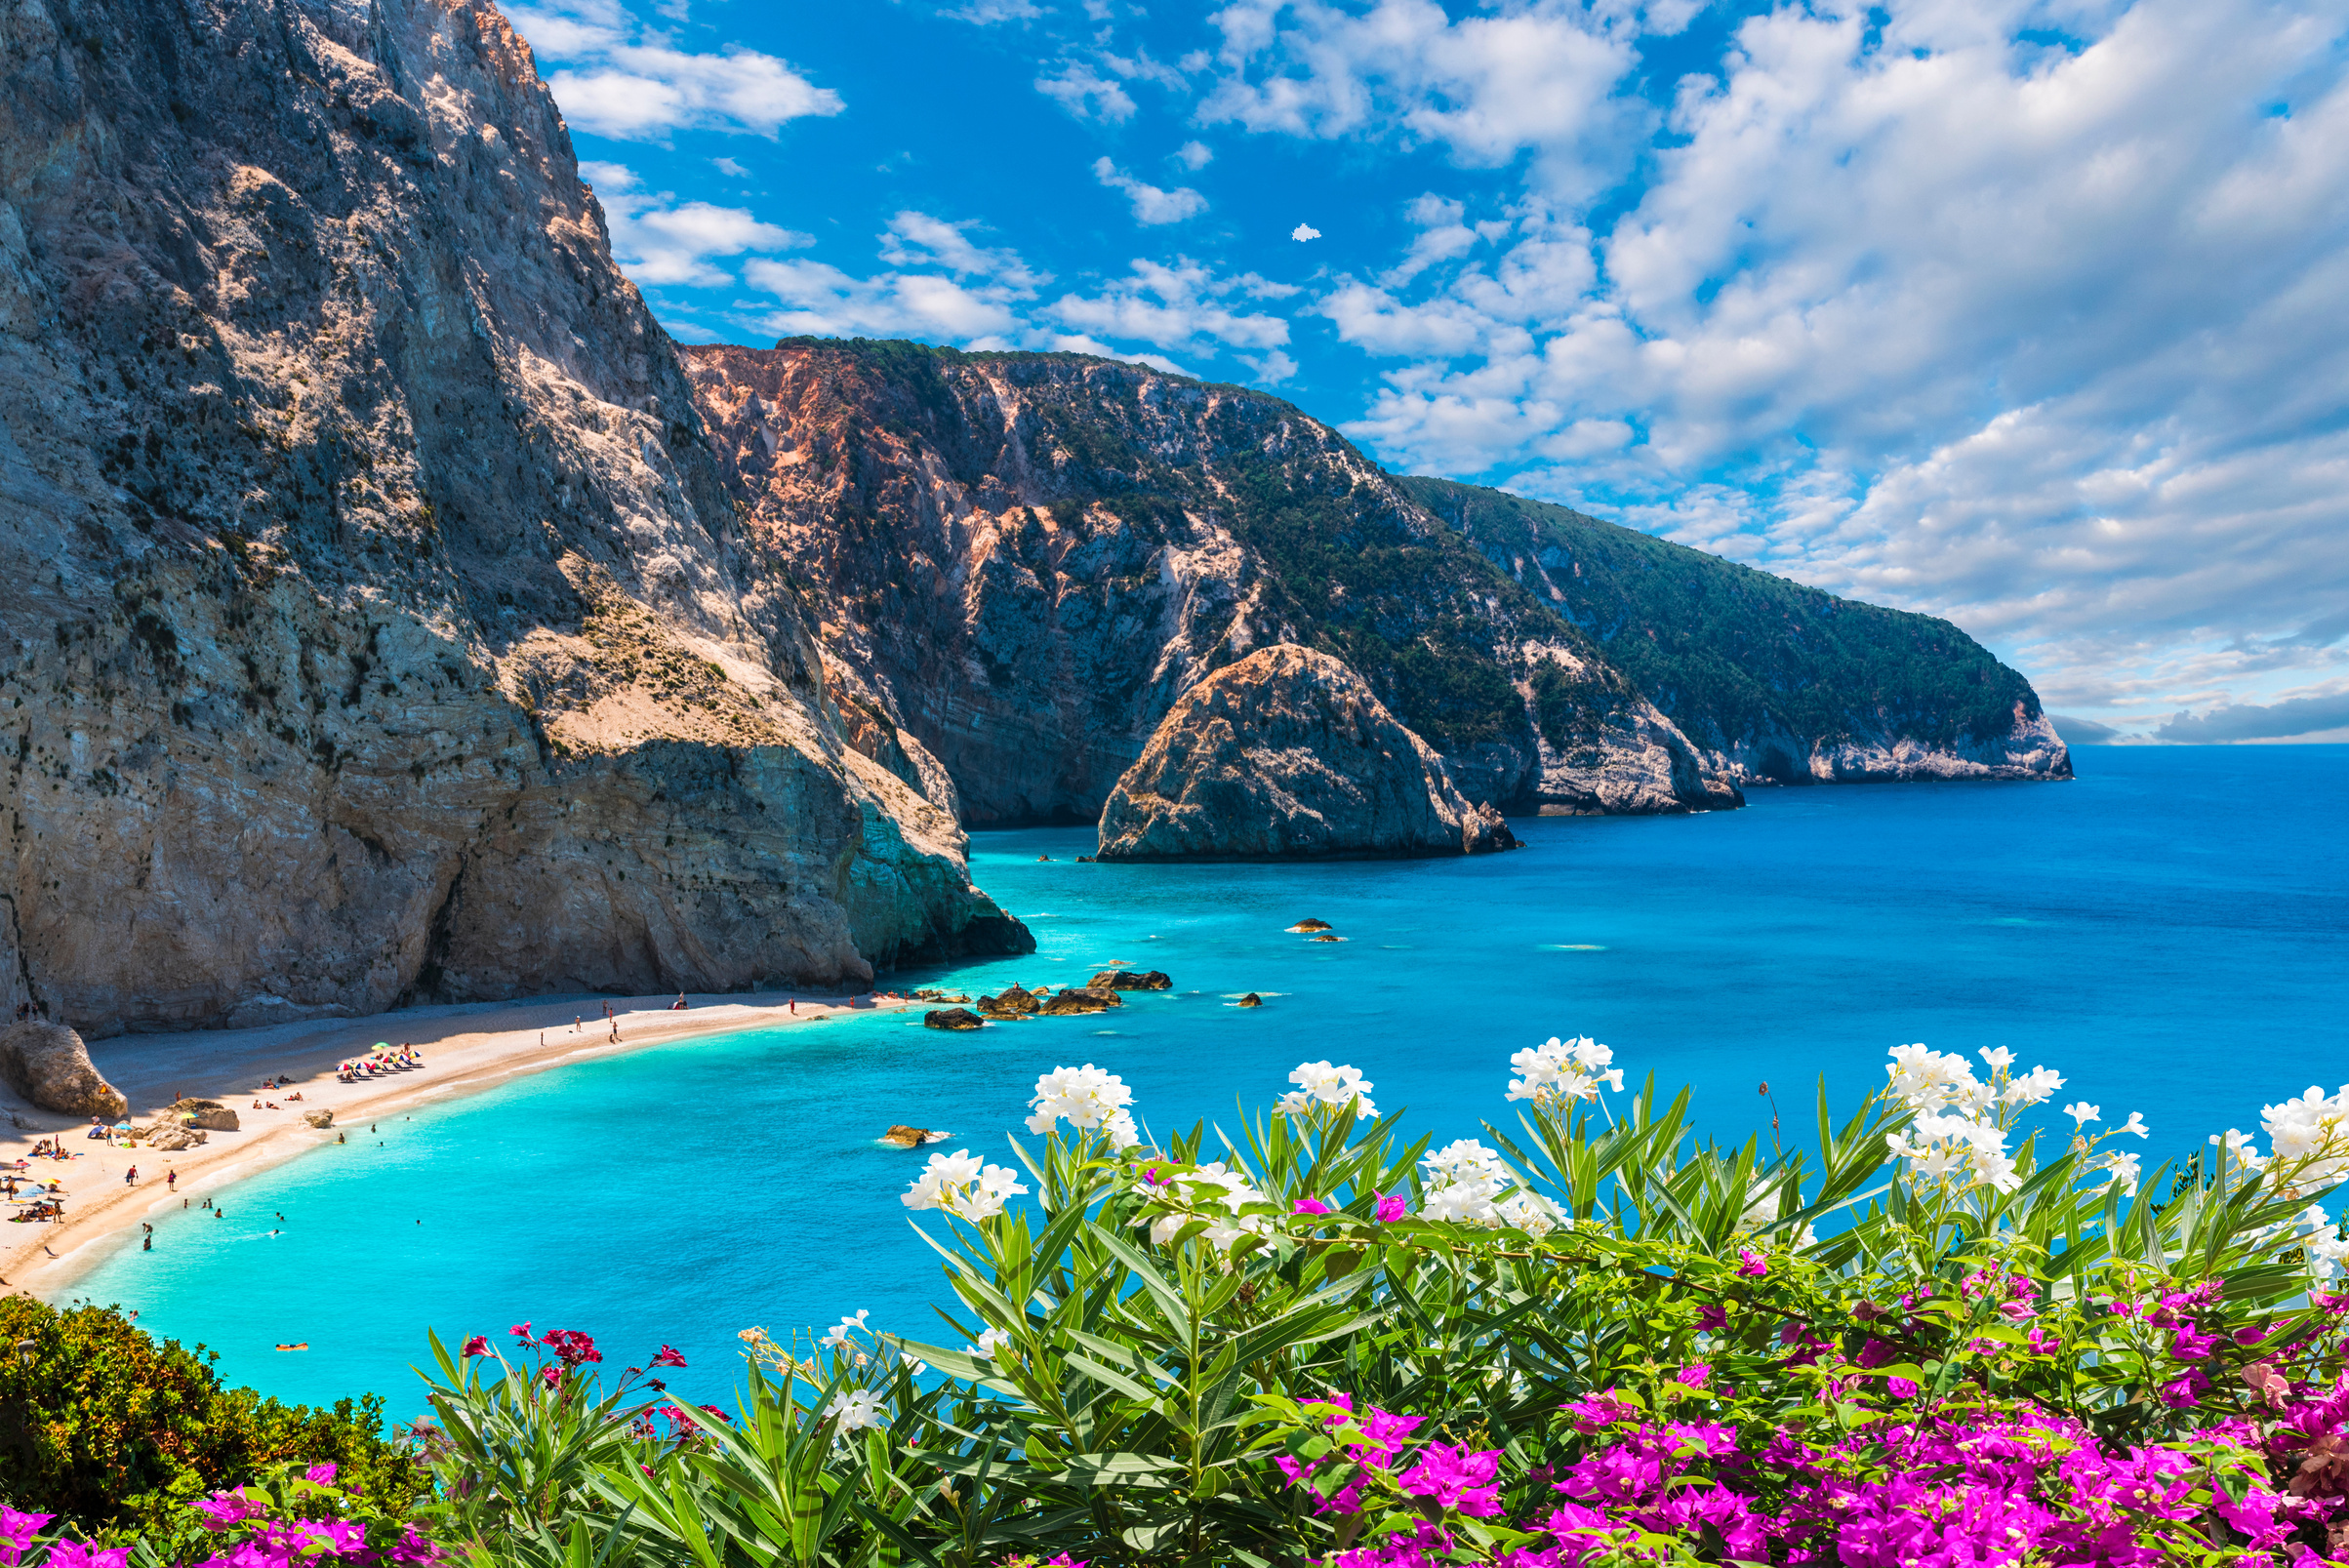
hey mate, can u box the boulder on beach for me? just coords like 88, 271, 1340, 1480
303, 1109, 336, 1130
911, 988, 971, 1004
1038, 987, 1120, 1016
1236, 992, 1264, 1009
0, 1021, 129, 1119
1095, 645, 1522, 862
880, 1124, 947, 1146
168, 1098, 241, 1132
924, 1008, 986, 1031
1088, 969, 1172, 991
1288, 919, 1333, 933
142, 1123, 206, 1150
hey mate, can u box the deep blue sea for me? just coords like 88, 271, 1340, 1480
62, 745, 2349, 1414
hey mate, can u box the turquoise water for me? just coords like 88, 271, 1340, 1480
65, 745, 2349, 1412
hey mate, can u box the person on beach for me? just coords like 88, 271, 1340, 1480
672, 991, 688, 1010
166, 1169, 176, 1190
125, 1166, 137, 1186
789, 998, 796, 1015
574, 1017, 582, 1032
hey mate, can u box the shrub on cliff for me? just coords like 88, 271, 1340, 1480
0, 1300, 423, 1533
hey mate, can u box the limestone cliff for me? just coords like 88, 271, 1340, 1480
681, 341, 1733, 824
1097, 645, 1518, 862
0, 0, 1028, 1036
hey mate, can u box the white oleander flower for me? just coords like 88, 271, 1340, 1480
2062, 1102, 2100, 1128
1890, 1110, 2021, 1193
1144, 1162, 1271, 1250
1885, 1044, 1988, 1115
1422, 1181, 1500, 1226
1424, 1139, 1511, 1188
2295, 1206, 2349, 1280
2096, 1150, 2143, 1196
969, 1327, 1011, 1359
820, 1310, 870, 1349
1507, 1036, 1622, 1105
2002, 1065, 2065, 1107
901, 1149, 1030, 1221
1279, 1061, 1378, 1118
899, 1352, 927, 1375
824, 1387, 888, 1432
1978, 1046, 2015, 1072
2211, 1128, 2266, 1171
1496, 1189, 1559, 1237
1026, 1064, 1139, 1145
2261, 1086, 2349, 1184
2119, 1111, 2149, 1139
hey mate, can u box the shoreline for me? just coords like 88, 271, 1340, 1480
2, 989, 920, 1303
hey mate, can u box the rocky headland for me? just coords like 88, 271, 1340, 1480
0, 0, 1029, 1037
1097, 645, 1520, 862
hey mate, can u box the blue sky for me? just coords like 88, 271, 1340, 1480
507, 0, 2349, 742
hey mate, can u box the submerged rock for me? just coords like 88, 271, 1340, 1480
923, 1008, 985, 1031
1037, 988, 1120, 1016
1088, 970, 1173, 991
880, 1124, 946, 1146
1096, 646, 1521, 862
0, 1023, 128, 1119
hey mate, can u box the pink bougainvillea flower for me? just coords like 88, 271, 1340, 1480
651, 1345, 688, 1368
1885, 1375, 1921, 1399
303, 1463, 338, 1485
38, 1543, 129, 1568
460, 1336, 490, 1357
1, 1509, 56, 1556
187, 1495, 263, 1532
1735, 1250, 1768, 1278
1371, 1192, 1408, 1224
1695, 1304, 1727, 1332
1675, 1363, 1711, 1388
1291, 1198, 1332, 1216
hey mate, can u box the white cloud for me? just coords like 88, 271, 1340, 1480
1175, 140, 1215, 170
711, 156, 748, 178
950, 0, 1043, 20
583, 161, 809, 286
1291, 222, 1321, 241
1199, 0, 1644, 196
1035, 62, 1138, 122
747, 213, 1049, 341
1298, 0, 2349, 716
1049, 258, 1297, 353
1092, 157, 1208, 224
510, 4, 842, 141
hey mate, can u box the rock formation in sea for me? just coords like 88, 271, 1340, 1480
0, 1022, 127, 1118
0, 0, 1030, 1035
1097, 645, 1522, 862
681, 340, 2067, 824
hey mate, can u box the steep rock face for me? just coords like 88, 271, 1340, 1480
0, 1021, 127, 1118
1097, 645, 1519, 862
1398, 477, 2071, 786
680, 342, 1731, 823
0, 0, 1027, 1035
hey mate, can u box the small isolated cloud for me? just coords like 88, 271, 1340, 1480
711, 157, 749, 178
511, 4, 842, 141
1243, 349, 1300, 384
1175, 141, 1214, 170
583, 161, 809, 286
1092, 157, 1207, 224
1292, 222, 1322, 241
2151, 688, 2349, 744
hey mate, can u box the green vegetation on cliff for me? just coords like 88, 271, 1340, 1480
1396, 475, 2042, 755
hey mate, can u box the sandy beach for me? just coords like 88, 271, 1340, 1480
1, 988, 921, 1301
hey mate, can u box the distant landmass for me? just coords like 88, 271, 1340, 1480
681, 339, 2067, 828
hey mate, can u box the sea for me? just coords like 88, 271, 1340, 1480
61, 744, 2349, 1416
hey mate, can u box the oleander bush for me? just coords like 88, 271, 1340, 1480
13, 1038, 2349, 1567
0, 1299, 424, 1533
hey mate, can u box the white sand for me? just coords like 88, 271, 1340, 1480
1, 988, 923, 1299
